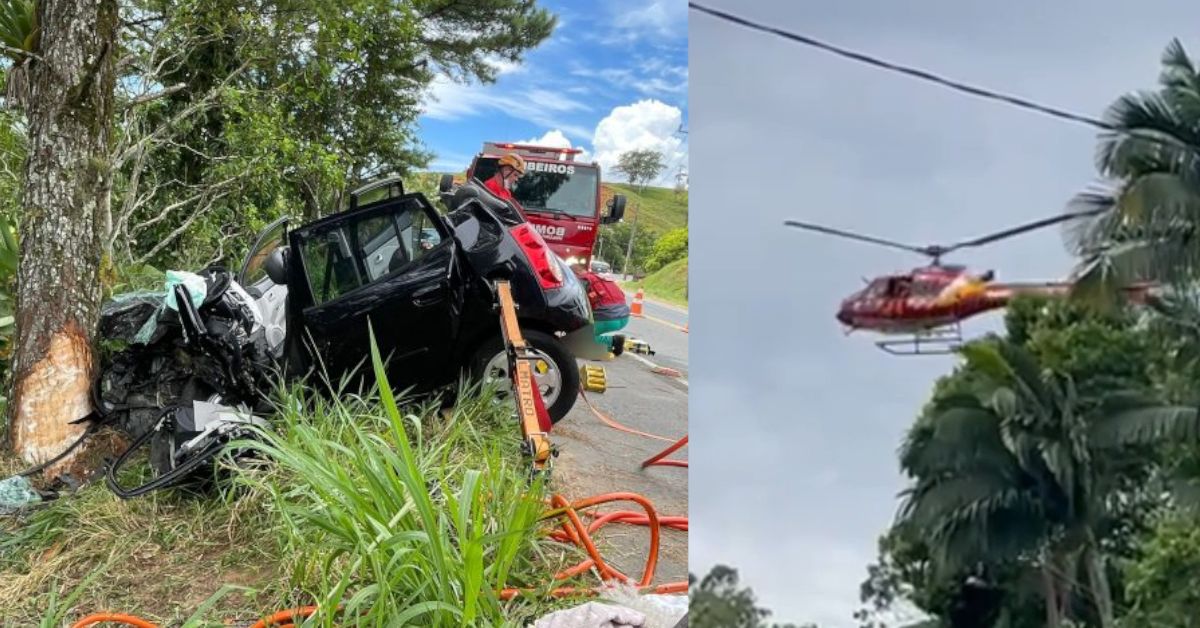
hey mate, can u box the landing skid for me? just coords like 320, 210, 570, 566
875, 323, 963, 356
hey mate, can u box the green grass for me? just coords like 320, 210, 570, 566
602, 183, 688, 234
627, 257, 688, 308
0, 346, 579, 625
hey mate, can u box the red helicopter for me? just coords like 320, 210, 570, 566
785, 210, 1154, 355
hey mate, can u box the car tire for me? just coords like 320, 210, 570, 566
468, 330, 580, 424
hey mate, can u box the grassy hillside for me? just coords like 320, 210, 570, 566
629, 256, 688, 307
411, 171, 689, 235
601, 183, 687, 234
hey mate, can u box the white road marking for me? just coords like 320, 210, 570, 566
627, 352, 689, 387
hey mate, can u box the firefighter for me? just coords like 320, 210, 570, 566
484, 153, 526, 202
570, 261, 630, 356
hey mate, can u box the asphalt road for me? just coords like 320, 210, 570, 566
550, 296, 689, 587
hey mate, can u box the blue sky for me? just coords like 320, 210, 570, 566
416, 0, 688, 186
690, 1, 1200, 626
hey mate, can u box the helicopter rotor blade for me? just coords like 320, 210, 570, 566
939, 208, 1110, 254
783, 220, 932, 256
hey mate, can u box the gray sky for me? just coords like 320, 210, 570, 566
689, 2, 1200, 625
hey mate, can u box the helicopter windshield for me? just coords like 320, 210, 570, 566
863, 278, 892, 298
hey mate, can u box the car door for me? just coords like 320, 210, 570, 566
288, 193, 463, 391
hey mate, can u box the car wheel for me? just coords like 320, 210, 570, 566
469, 330, 580, 424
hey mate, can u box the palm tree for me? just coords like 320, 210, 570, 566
897, 337, 1198, 628
1064, 39, 1200, 298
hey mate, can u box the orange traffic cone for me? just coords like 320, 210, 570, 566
631, 289, 644, 318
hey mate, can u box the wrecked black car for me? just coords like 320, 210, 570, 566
96, 178, 601, 489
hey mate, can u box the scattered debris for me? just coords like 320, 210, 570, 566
532, 601, 647, 628
0, 475, 40, 514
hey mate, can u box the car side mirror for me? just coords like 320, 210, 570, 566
439, 174, 455, 194
264, 246, 289, 285
603, 194, 626, 224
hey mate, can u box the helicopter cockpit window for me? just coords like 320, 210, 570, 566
909, 280, 942, 297
864, 278, 890, 299
888, 278, 913, 297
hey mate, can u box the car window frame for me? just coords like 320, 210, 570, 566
293, 194, 453, 311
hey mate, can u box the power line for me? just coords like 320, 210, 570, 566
688, 2, 1119, 132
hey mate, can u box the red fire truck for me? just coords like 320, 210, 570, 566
440, 142, 626, 267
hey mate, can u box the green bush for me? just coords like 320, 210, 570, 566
646, 227, 687, 272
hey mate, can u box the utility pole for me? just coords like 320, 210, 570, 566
622, 200, 639, 279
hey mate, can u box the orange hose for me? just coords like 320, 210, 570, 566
500, 491, 688, 600
579, 390, 676, 443
641, 435, 689, 468
249, 606, 320, 628
70, 614, 158, 628
579, 391, 688, 468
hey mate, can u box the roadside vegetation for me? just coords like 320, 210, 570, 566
627, 257, 689, 307
1, 367, 580, 625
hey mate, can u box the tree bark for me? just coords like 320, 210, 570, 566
1041, 552, 1062, 628
7, 0, 118, 476
1085, 540, 1115, 628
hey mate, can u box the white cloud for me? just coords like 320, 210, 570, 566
590, 99, 687, 187
421, 75, 593, 141
570, 55, 689, 99
601, 0, 687, 44
518, 129, 573, 148
485, 56, 524, 76
516, 129, 593, 163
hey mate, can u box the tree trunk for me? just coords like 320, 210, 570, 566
1085, 541, 1115, 628
1041, 552, 1063, 628
7, 0, 118, 477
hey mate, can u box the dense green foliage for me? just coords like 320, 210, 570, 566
647, 226, 687, 272
0, 0, 554, 273
599, 220, 657, 275
690, 565, 806, 628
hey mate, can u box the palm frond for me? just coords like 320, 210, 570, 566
1096, 91, 1200, 178
1037, 439, 1078, 518
996, 341, 1055, 412
1118, 172, 1200, 220
1088, 394, 1200, 448
923, 487, 1048, 571
1062, 186, 1118, 257
0, 0, 34, 56
900, 472, 1018, 529
1159, 38, 1200, 95
900, 405, 1020, 480
1068, 221, 1200, 306
956, 339, 1015, 385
